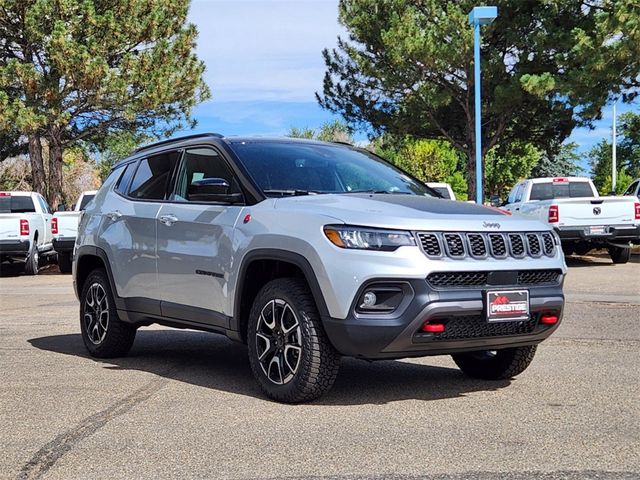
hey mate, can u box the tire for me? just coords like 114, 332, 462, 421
79, 269, 136, 358
452, 345, 537, 380
608, 246, 631, 264
24, 241, 39, 276
247, 278, 340, 403
58, 252, 72, 273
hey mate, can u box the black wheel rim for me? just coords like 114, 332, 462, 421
255, 299, 302, 385
84, 282, 109, 345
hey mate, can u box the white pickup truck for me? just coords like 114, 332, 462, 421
0, 191, 54, 274
503, 177, 640, 264
52, 190, 96, 273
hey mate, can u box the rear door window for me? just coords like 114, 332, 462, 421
0, 195, 36, 213
128, 151, 180, 200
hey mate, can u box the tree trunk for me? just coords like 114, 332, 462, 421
27, 135, 46, 196
467, 148, 477, 203
47, 129, 64, 210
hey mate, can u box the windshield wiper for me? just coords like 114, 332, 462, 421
263, 189, 321, 196
343, 189, 413, 195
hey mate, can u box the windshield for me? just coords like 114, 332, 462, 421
230, 141, 437, 197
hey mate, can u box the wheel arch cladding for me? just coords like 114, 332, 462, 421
234, 249, 329, 343
75, 246, 118, 302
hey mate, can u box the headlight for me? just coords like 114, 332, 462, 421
323, 225, 416, 251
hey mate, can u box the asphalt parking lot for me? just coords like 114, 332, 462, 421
1, 255, 639, 480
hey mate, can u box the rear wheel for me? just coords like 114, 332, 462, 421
24, 242, 39, 275
57, 252, 72, 273
608, 246, 631, 264
80, 269, 136, 358
452, 345, 537, 380
247, 278, 340, 403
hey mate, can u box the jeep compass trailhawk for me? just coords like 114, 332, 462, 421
74, 134, 566, 403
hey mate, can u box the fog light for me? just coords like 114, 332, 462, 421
360, 291, 377, 309
355, 286, 404, 314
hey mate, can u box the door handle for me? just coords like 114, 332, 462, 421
106, 210, 122, 221
515, 207, 520, 211
159, 214, 178, 226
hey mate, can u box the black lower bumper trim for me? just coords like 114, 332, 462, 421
322, 279, 564, 360
0, 240, 30, 255
556, 225, 640, 243
52, 238, 75, 253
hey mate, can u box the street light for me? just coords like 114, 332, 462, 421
468, 6, 498, 205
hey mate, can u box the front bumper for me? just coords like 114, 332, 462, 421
322, 279, 564, 360
556, 225, 640, 244
52, 237, 75, 253
0, 239, 30, 256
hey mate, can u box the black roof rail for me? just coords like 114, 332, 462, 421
134, 133, 224, 153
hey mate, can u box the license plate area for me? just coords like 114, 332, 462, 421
486, 290, 530, 322
588, 226, 606, 235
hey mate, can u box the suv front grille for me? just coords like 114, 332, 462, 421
428, 314, 539, 341
417, 231, 556, 260
427, 269, 562, 288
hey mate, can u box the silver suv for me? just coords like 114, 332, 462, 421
74, 134, 566, 403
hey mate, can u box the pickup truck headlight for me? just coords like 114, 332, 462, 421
323, 225, 416, 251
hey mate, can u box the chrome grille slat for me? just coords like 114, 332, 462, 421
416, 231, 556, 260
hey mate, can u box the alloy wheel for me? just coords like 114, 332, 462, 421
255, 299, 302, 385
84, 282, 109, 344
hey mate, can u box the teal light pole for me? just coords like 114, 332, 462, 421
468, 6, 497, 205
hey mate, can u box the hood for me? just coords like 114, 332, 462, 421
273, 194, 551, 232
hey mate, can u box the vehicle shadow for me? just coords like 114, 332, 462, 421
565, 254, 640, 267
0, 262, 24, 277
29, 330, 511, 406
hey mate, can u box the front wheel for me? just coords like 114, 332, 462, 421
247, 278, 340, 403
608, 246, 631, 264
452, 345, 537, 380
80, 269, 136, 358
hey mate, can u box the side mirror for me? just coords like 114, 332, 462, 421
489, 195, 501, 207
188, 177, 243, 204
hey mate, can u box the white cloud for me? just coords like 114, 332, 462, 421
189, 0, 344, 102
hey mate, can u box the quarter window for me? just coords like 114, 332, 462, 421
115, 163, 136, 195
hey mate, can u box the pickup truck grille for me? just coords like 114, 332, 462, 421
428, 314, 539, 341
417, 231, 556, 259
427, 269, 562, 288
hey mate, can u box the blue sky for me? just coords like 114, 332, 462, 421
181, 0, 637, 170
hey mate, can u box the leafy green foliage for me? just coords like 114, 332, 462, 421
0, 0, 210, 206
317, 0, 640, 199
373, 137, 468, 200
531, 142, 584, 178
88, 131, 155, 181
484, 142, 542, 199
288, 120, 353, 144
589, 112, 640, 195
